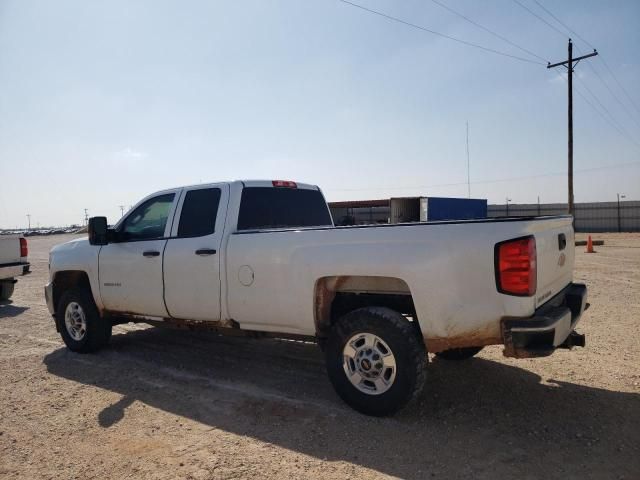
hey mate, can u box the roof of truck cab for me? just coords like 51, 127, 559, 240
238, 180, 319, 190
175, 180, 319, 191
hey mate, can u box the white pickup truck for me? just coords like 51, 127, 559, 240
0, 235, 30, 301
45, 180, 588, 415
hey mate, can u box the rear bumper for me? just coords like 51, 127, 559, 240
0, 262, 30, 281
502, 283, 588, 358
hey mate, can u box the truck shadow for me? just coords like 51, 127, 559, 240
43, 326, 639, 479
0, 302, 29, 318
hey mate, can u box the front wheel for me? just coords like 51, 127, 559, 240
324, 307, 427, 416
57, 288, 112, 353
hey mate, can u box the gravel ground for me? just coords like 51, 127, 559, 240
0, 233, 638, 479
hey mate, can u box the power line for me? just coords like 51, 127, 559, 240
556, 72, 640, 150
511, 0, 567, 39
337, 0, 640, 189
521, 0, 640, 149
555, 70, 639, 149
526, 0, 640, 126
326, 160, 640, 192
531, 0, 595, 50
336, 0, 545, 65
599, 56, 640, 119
429, 0, 548, 63
573, 76, 617, 125
574, 75, 640, 145
583, 60, 640, 130
575, 87, 640, 150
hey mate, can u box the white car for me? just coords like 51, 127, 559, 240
0, 235, 30, 301
45, 180, 588, 415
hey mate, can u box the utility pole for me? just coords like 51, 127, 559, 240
84, 209, 89, 226
466, 121, 470, 198
26, 214, 31, 231
537, 196, 541, 216
119, 205, 125, 217
547, 39, 598, 218
506, 197, 511, 216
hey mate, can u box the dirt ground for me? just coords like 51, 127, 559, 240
0, 233, 638, 480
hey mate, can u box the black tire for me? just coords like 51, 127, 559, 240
56, 287, 112, 353
0, 281, 15, 301
324, 307, 427, 416
435, 346, 483, 361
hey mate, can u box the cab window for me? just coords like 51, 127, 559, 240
177, 188, 221, 237
119, 193, 175, 241
237, 187, 332, 230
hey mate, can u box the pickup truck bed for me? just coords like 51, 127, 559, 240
227, 215, 575, 349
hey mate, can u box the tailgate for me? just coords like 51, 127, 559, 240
533, 218, 574, 308
0, 236, 22, 265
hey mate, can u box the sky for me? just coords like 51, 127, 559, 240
0, 0, 639, 228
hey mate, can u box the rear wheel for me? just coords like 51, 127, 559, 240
324, 307, 427, 416
435, 346, 483, 360
0, 281, 15, 301
57, 288, 111, 353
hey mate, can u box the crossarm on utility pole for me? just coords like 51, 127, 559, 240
547, 51, 597, 69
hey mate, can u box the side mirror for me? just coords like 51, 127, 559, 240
88, 216, 108, 245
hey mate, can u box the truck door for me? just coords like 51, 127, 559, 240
98, 191, 179, 317
163, 184, 229, 321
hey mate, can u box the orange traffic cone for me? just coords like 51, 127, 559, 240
586, 235, 595, 253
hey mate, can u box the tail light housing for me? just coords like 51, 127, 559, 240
495, 236, 536, 296
20, 237, 28, 258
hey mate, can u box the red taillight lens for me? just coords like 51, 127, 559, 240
20, 237, 28, 258
272, 180, 297, 188
496, 236, 536, 296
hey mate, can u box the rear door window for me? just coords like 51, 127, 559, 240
177, 188, 222, 237
237, 187, 332, 230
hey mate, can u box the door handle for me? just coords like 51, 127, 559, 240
195, 248, 217, 256
143, 250, 160, 257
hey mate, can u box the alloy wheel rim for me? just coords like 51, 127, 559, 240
64, 302, 87, 341
342, 332, 397, 395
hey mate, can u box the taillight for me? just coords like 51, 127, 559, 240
20, 237, 28, 258
495, 236, 536, 296
272, 180, 297, 188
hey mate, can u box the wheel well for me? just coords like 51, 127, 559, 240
52, 271, 91, 313
314, 276, 419, 338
